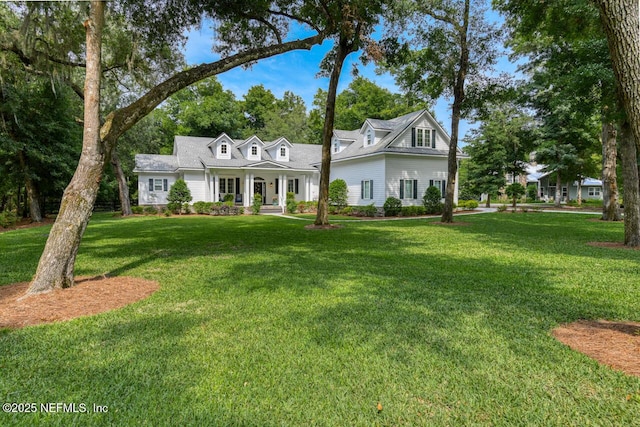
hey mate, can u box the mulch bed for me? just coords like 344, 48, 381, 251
553, 320, 640, 378
0, 276, 159, 329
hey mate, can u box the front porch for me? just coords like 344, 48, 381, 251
206, 169, 317, 211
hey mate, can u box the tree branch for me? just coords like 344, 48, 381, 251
101, 32, 326, 148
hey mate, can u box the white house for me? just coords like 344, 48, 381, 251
134, 110, 464, 209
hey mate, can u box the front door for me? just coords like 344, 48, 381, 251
254, 181, 266, 204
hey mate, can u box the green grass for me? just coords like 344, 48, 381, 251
1, 212, 639, 426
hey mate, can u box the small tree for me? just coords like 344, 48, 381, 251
167, 179, 192, 214
286, 192, 297, 214
251, 193, 262, 215
328, 179, 348, 212
505, 183, 526, 207
423, 186, 444, 214
526, 184, 538, 202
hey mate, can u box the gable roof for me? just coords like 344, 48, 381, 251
330, 110, 456, 162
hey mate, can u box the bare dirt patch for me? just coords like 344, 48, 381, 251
587, 241, 640, 250
0, 276, 159, 329
304, 224, 343, 230
553, 320, 640, 378
0, 217, 55, 234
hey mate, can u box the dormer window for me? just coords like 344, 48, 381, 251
333, 141, 340, 153
221, 143, 228, 154
412, 128, 436, 148
280, 144, 286, 157
251, 143, 258, 156
366, 128, 373, 146
217, 140, 231, 159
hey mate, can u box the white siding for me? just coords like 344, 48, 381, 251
330, 157, 386, 206
385, 155, 451, 206
138, 173, 177, 205
184, 171, 207, 203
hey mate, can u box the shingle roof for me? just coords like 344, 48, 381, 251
134, 154, 178, 172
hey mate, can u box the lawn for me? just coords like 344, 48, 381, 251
1, 212, 639, 426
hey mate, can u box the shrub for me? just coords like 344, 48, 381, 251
143, 206, 158, 215
182, 203, 191, 214
167, 179, 192, 214
423, 186, 443, 214
497, 204, 508, 212
286, 192, 297, 214
401, 205, 426, 216
252, 193, 263, 215
297, 201, 307, 213
223, 193, 235, 203
342, 206, 354, 216
355, 203, 377, 217
329, 179, 348, 210
383, 197, 402, 216
193, 201, 213, 214
526, 184, 538, 201
0, 210, 17, 228
166, 202, 181, 214
163, 208, 172, 217
131, 206, 144, 214
305, 201, 318, 213
459, 200, 478, 210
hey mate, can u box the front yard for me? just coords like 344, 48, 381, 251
0, 213, 639, 426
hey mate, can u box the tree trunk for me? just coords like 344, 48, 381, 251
17, 151, 42, 222
111, 151, 132, 216
314, 35, 353, 226
554, 173, 562, 207
596, 0, 640, 245
441, 0, 470, 223
601, 121, 621, 220
27, 1, 105, 294
620, 120, 640, 246
485, 194, 490, 208
576, 179, 582, 206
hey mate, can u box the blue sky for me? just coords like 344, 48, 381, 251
182, 17, 519, 141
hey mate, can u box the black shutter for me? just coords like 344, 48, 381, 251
236, 177, 240, 194
413, 180, 418, 199
431, 129, 436, 148
163, 179, 168, 191
441, 180, 446, 197
400, 179, 404, 199
429, 179, 434, 188
411, 128, 416, 147
369, 180, 374, 199
361, 181, 365, 199
275, 178, 279, 194
149, 179, 153, 190
295, 179, 299, 194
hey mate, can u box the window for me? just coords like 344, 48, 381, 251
333, 141, 340, 153
399, 179, 418, 199
562, 187, 568, 198
251, 143, 258, 157
412, 128, 435, 148
287, 179, 299, 194
588, 187, 600, 197
227, 178, 234, 194
280, 144, 287, 158
361, 180, 373, 199
366, 128, 373, 146
220, 143, 228, 155
149, 178, 168, 192
219, 178, 226, 193
429, 179, 445, 197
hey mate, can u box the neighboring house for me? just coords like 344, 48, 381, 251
134, 110, 464, 209
524, 163, 603, 202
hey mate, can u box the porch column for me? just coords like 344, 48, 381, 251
214, 174, 219, 202
244, 173, 250, 207
249, 173, 255, 207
